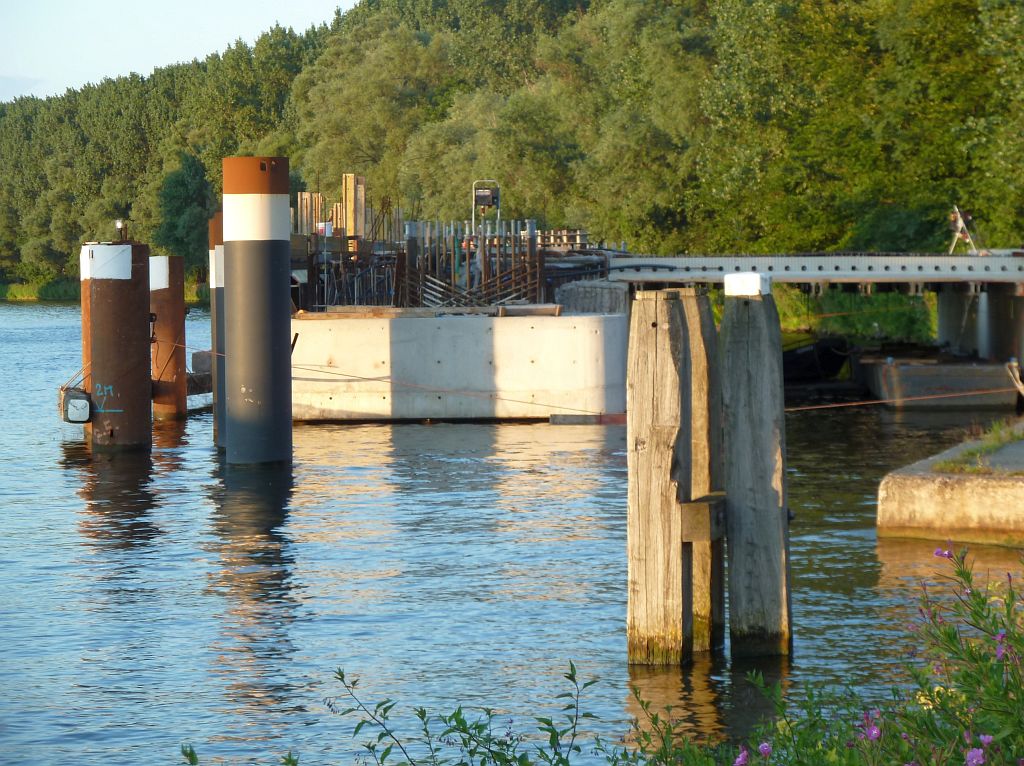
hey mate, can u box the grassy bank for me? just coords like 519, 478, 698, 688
933, 419, 1024, 475
0, 280, 209, 305
773, 284, 937, 343
0, 280, 80, 301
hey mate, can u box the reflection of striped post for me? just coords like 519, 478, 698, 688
150, 254, 186, 420
222, 156, 292, 465
208, 212, 226, 449
80, 242, 152, 451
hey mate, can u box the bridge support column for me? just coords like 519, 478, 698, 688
984, 283, 1024, 362
937, 284, 981, 357
936, 283, 1024, 361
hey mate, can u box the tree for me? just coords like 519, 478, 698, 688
153, 153, 212, 276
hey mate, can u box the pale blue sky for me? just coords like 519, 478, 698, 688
0, 0, 358, 102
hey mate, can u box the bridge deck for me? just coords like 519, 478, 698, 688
606, 251, 1024, 285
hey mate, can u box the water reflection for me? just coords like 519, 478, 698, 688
152, 418, 188, 473
625, 653, 790, 744
876, 537, 1024, 590
62, 441, 160, 548
207, 461, 300, 719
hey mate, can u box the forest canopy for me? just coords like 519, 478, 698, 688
0, 0, 1021, 283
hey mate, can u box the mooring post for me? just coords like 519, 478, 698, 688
209, 212, 226, 449
720, 273, 792, 657
80, 242, 152, 452
627, 290, 692, 664
150, 254, 187, 420
676, 286, 725, 654
222, 156, 293, 465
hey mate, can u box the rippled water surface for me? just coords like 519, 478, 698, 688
2, 302, 1021, 765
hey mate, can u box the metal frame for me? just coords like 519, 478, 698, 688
607, 252, 1024, 285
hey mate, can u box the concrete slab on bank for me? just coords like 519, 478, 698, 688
877, 423, 1024, 547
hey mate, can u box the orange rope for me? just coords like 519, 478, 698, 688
785, 386, 1017, 412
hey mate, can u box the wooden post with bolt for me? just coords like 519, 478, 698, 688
720, 273, 792, 657
626, 290, 692, 664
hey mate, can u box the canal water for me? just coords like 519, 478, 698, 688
2, 302, 1021, 765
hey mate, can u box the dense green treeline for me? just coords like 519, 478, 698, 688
1, 0, 1022, 284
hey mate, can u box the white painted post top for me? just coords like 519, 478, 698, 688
724, 272, 772, 296
150, 255, 170, 291
80, 243, 133, 280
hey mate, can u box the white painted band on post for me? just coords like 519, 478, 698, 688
223, 194, 290, 242
150, 255, 170, 291
80, 244, 133, 281
724, 273, 772, 296
209, 245, 225, 289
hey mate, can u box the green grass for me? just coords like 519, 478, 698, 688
709, 284, 937, 343
774, 283, 936, 342
932, 418, 1024, 474
1, 279, 209, 305
0, 279, 80, 301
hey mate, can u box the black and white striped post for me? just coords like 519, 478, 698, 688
208, 212, 226, 449
222, 157, 292, 465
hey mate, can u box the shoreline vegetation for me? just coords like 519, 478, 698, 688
0, 279, 209, 304
932, 420, 1024, 475
1, 1, 1022, 294
2, 283, 933, 343
181, 551, 1024, 765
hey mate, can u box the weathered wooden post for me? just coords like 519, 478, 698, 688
80, 241, 152, 451
676, 287, 725, 654
150, 254, 187, 420
209, 212, 226, 450
222, 156, 292, 465
720, 273, 792, 656
627, 290, 692, 663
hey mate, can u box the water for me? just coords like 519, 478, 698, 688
1, 302, 1021, 765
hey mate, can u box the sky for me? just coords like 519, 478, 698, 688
0, 0, 358, 102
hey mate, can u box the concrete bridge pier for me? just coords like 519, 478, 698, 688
984, 283, 1024, 363
936, 283, 982, 357
937, 282, 1024, 362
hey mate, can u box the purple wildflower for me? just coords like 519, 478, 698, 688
758, 742, 772, 758
965, 747, 985, 766
996, 631, 1007, 660
980, 734, 993, 747
935, 548, 953, 559
866, 724, 881, 741
733, 746, 750, 766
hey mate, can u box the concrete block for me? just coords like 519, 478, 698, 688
878, 435, 1024, 547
